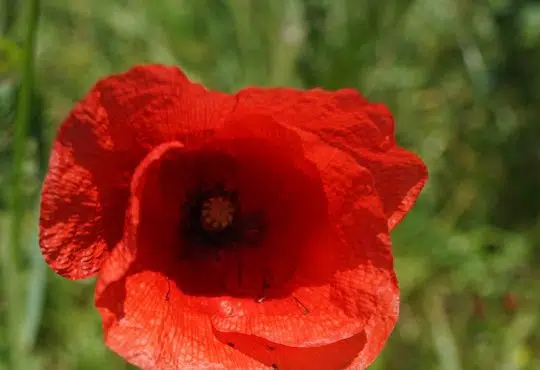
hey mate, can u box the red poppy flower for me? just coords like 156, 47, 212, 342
39, 64, 427, 369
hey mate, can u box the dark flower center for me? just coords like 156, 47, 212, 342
183, 185, 262, 250
200, 196, 235, 232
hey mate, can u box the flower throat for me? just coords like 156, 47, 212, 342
184, 186, 242, 249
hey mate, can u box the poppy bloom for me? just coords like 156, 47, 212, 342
39, 64, 427, 369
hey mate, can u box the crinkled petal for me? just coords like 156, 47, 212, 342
94, 142, 269, 369
40, 64, 235, 279
210, 130, 398, 369
96, 245, 266, 369
235, 87, 427, 229
95, 135, 393, 370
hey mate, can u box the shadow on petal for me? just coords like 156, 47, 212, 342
214, 328, 367, 370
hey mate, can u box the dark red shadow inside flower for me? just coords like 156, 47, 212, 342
125, 115, 331, 301
96, 114, 336, 313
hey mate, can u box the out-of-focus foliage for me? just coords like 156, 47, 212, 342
1, 0, 539, 369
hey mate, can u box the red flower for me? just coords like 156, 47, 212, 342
39, 65, 427, 369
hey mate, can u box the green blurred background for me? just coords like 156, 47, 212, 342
1, 0, 539, 369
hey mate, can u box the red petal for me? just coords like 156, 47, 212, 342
96, 246, 265, 369
96, 117, 397, 368
235, 87, 427, 229
95, 142, 273, 369
40, 64, 235, 279
210, 131, 398, 366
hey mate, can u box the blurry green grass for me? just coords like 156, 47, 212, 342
1, 0, 540, 369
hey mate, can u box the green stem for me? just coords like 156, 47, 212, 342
21, 209, 47, 353
3, 0, 40, 368
22, 92, 48, 355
